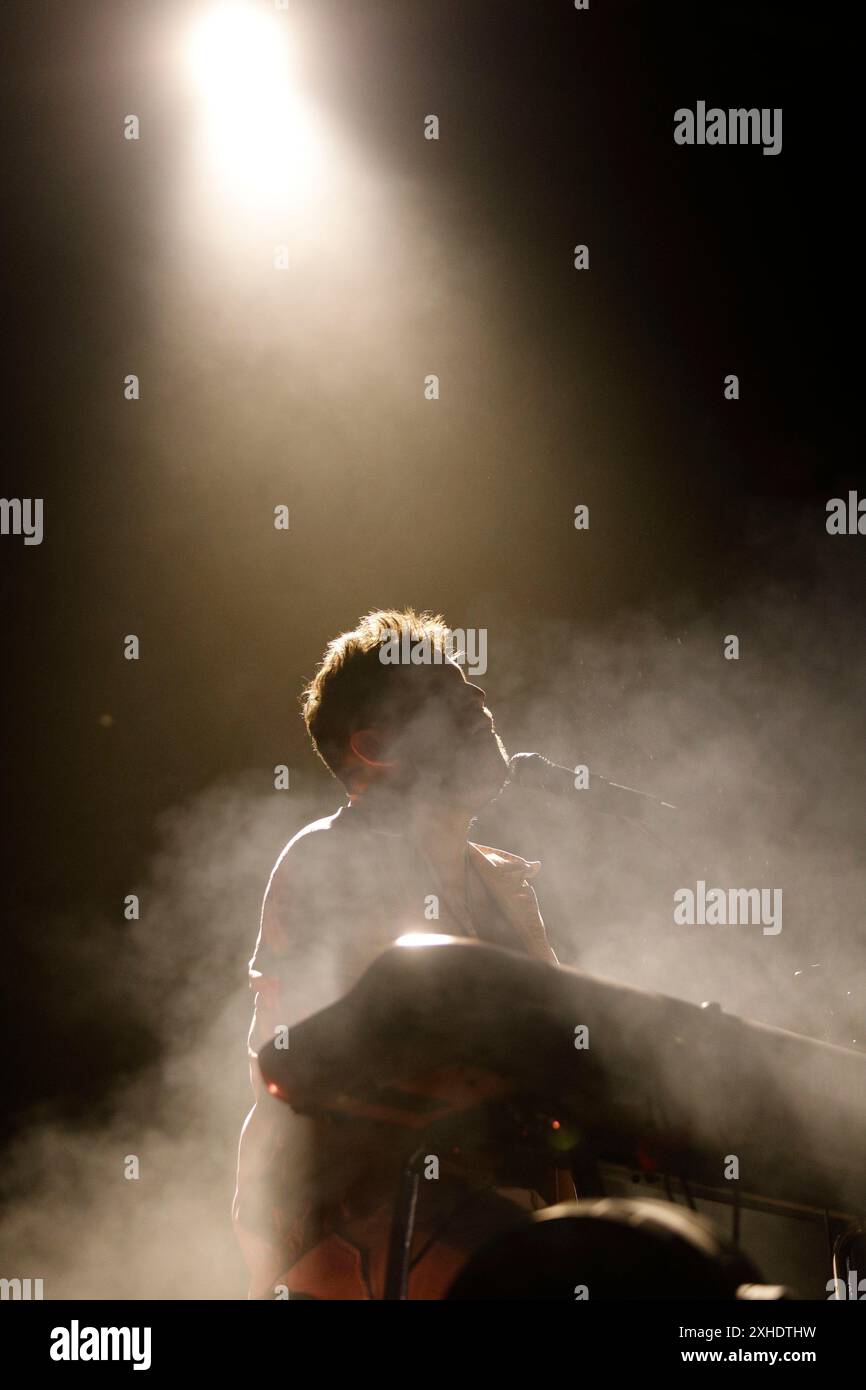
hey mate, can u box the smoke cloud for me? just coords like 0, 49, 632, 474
2, 542, 863, 1299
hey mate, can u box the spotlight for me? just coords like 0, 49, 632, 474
185, 2, 315, 211
187, 2, 286, 98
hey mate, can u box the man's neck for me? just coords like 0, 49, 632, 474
407, 798, 474, 865
353, 786, 475, 871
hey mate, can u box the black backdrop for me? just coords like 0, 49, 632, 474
0, 0, 860, 1297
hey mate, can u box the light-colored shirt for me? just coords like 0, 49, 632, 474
233, 800, 558, 1295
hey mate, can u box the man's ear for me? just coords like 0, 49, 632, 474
349, 729, 396, 768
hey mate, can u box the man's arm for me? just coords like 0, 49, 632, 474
233, 820, 353, 1296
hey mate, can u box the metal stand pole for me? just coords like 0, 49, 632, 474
383, 1149, 423, 1300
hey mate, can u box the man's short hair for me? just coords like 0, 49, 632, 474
302, 608, 451, 782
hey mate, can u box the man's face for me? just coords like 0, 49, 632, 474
366, 658, 509, 808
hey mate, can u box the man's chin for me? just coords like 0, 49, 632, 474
393, 736, 509, 810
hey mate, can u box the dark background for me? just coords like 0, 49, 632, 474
0, 0, 860, 1296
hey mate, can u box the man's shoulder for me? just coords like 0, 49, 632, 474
253, 806, 356, 972
276, 804, 347, 860
267, 804, 354, 891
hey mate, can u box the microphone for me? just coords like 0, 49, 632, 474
505, 752, 677, 822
